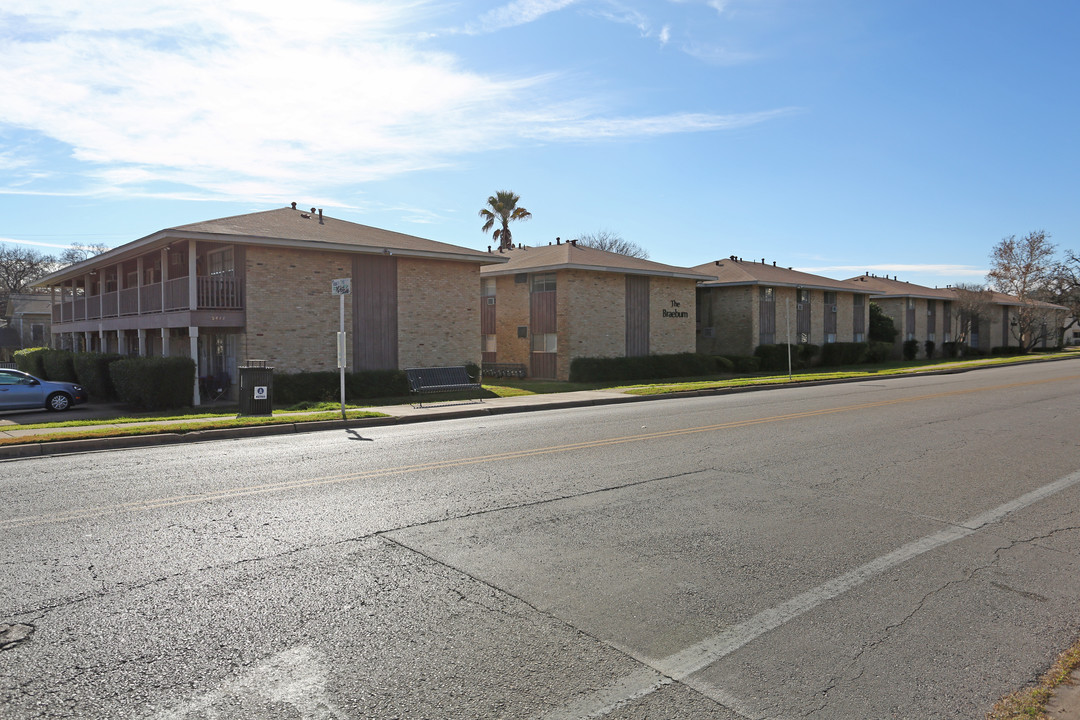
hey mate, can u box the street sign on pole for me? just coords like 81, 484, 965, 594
332, 279, 351, 419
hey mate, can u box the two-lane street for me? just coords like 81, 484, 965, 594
3, 360, 1080, 718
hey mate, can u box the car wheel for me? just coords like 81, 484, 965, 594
47, 392, 72, 411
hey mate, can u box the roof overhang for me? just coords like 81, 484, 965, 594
34, 229, 508, 286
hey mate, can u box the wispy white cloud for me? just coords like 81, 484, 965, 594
527, 108, 797, 140
796, 264, 988, 279
0, 1, 786, 203
464, 0, 580, 34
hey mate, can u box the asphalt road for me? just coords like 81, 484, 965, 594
2, 361, 1080, 719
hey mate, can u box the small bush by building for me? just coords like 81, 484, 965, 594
13, 347, 49, 377
902, 339, 920, 361
73, 352, 122, 401
110, 356, 196, 410
568, 353, 724, 383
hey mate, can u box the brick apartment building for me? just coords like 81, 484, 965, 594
845, 274, 1067, 355
478, 240, 713, 380
35, 205, 505, 403
694, 257, 875, 357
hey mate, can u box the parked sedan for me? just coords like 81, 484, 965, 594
0, 369, 88, 411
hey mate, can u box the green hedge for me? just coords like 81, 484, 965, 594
273, 369, 410, 406
13, 347, 49, 377
42, 349, 77, 382
722, 356, 761, 373
865, 341, 893, 363
902, 339, 920, 361
110, 356, 196, 410
819, 342, 869, 366
73, 352, 122, 401
753, 344, 820, 371
991, 346, 1027, 356
568, 353, 725, 383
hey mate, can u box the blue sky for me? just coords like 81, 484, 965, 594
1, 0, 1077, 287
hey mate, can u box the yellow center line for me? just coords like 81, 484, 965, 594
5, 374, 1077, 528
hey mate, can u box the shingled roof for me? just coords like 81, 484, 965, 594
479, 242, 714, 280
691, 257, 869, 293
841, 274, 958, 300
37, 205, 504, 285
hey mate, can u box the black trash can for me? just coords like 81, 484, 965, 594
238, 360, 274, 416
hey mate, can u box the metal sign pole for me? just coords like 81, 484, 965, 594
339, 292, 346, 420
332, 278, 352, 421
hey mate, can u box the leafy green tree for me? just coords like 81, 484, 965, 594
868, 302, 897, 343
479, 190, 532, 251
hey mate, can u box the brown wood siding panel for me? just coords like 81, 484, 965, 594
531, 352, 556, 378
759, 297, 776, 344
905, 304, 916, 338
481, 351, 497, 364
625, 275, 649, 357
824, 305, 837, 336
1002, 305, 1010, 346
943, 301, 952, 336
928, 301, 936, 336
480, 297, 496, 334
796, 300, 810, 340
352, 254, 398, 370
530, 290, 556, 333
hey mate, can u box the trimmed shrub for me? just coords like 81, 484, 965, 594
991, 346, 1026, 356
274, 369, 409, 406
13, 347, 49, 377
864, 342, 893, 364
941, 341, 960, 358
924, 340, 935, 359
712, 356, 735, 373
754, 344, 819, 371
723, 356, 760, 373
73, 352, 122, 401
110, 356, 196, 410
567, 353, 723, 383
42, 349, 77, 381
820, 342, 868, 367
902, 339, 920, 361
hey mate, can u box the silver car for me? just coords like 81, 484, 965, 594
0, 369, 88, 411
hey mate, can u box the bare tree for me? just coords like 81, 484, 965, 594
57, 242, 109, 266
573, 230, 649, 259
0, 245, 56, 316
986, 230, 1059, 351
950, 283, 995, 351
1042, 251, 1080, 344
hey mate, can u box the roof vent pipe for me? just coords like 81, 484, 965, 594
291, 202, 297, 209
318, 209, 323, 224
570, 239, 577, 246
556, 237, 561, 244
773, 261, 776, 266
488, 246, 492, 253
762, 258, 765, 264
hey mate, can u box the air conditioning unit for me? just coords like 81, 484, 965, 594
486, 297, 495, 305
702, 327, 715, 338
831, 305, 837, 313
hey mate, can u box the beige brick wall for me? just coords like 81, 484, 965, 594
492, 274, 531, 367
562, 270, 625, 366
649, 277, 698, 355
244, 247, 480, 372
398, 258, 480, 368
696, 286, 755, 356
243, 246, 354, 372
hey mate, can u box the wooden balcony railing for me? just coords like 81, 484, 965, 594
49, 276, 243, 324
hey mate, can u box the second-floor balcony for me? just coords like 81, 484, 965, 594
52, 275, 243, 323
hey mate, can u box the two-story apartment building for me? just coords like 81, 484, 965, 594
694, 257, 875, 357
844, 274, 1066, 355
478, 239, 713, 380
35, 204, 506, 403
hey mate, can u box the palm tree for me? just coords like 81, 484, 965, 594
479, 190, 532, 251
